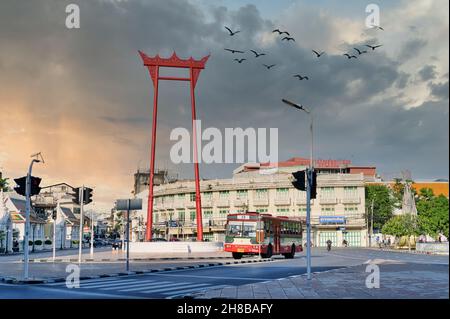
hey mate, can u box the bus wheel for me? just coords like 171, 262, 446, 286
285, 245, 295, 259
263, 245, 273, 258
232, 252, 243, 259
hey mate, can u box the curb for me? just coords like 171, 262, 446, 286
0, 258, 274, 285
367, 248, 447, 255
23, 256, 243, 263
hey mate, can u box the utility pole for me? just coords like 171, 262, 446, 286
126, 200, 130, 272
90, 209, 94, 257
52, 209, 56, 262
78, 186, 84, 264
370, 198, 374, 247
23, 155, 42, 280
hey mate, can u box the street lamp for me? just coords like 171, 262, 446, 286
23, 152, 44, 279
282, 98, 314, 280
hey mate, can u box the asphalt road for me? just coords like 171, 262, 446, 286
1, 248, 447, 299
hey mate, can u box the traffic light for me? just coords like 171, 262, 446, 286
71, 187, 81, 205
30, 176, 42, 196
14, 176, 27, 196
292, 170, 306, 191
310, 170, 317, 199
13, 176, 41, 196
52, 209, 57, 220
83, 187, 93, 205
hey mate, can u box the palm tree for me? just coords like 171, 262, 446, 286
0, 177, 8, 192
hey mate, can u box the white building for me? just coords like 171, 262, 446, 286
134, 157, 372, 247
0, 190, 13, 253
4, 192, 47, 251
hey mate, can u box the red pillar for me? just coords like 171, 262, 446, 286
190, 67, 203, 241
145, 66, 159, 241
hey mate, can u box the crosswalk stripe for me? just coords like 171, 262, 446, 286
82, 279, 143, 289
163, 284, 229, 296
142, 283, 210, 294
45, 277, 124, 286
117, 281, 182, 292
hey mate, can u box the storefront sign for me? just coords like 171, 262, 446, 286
319, 216, 346, 224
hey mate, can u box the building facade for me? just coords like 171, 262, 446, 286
134, 157, 370, 247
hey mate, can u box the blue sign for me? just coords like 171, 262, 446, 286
319, 216, 346, 224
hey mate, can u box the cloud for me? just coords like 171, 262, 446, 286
0, 0, 448, 211
418, 65, 437, 81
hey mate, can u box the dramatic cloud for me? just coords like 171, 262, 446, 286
0, 0, 448, 212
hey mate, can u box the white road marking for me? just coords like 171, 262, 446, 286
117, 281, 181, 292
145, 272, 273, 281
164, 284, 230, 298
142, 282, 210, 294
81, 279, 142, 289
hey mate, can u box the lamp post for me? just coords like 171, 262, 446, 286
282, 98, 314, 280
23, 155, 43, 280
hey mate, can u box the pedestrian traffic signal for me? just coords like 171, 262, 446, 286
310, 170, 317, 199
13, 176, 27, 196
84, 187, 93, 205
30, 176, 42, 196
71, 187, 81, 205
292, 170, 306, 191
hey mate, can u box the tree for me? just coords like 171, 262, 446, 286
0, 177, 8, 192
365, 184, 394, 231
416, 189, 449, 238
382, 214, 419, 250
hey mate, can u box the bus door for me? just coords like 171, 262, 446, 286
274, 224, 281, 254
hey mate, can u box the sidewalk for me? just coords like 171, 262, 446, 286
189, 259, 449, 299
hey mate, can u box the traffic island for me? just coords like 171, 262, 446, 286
0, 257, 274, 285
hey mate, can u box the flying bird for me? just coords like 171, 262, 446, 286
224, 48, 244, 54
343, 53, 358, 59
281, 37, 295, 42
365, 44, 383, 50
370, 25, 385, 31
263, 64, 276, 69
234, 58, 246, 63
353, 48, 367, 55
250, 50, 266, 57
312, 50, 325, 57
225, 26, 240, 36
293, 74, 309, 80
272, 29, 290, 36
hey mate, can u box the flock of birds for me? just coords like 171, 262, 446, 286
223, 25, 384, 82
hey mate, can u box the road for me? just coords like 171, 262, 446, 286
0, 248, 447, 299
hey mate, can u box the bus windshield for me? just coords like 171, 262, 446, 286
226, 221, 258, 238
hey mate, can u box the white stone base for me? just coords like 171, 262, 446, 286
129, 241, 223, 254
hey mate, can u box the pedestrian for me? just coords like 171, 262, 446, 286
387, 238, 391, 247
326, 239, 332, 251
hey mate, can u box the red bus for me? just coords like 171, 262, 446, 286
224, 212, 303, 259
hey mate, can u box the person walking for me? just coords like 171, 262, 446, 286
326, 239, 332, 251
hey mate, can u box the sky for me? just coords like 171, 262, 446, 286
0, 0, 448, 213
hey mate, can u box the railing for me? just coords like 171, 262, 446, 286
201, 200, 213, 208
341, 197, 361, 204
319, 197, 337, 204
174, 201, 185, 209
274, 198, 291, 206
186, 201, 197, 209
253, 198, 269, 206
233, 199, 247, 207
216, 200, 230, 208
